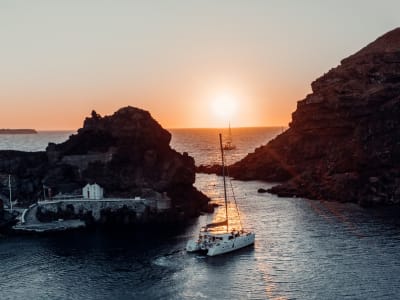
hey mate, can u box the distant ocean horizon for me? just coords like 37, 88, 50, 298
17, 126, 284, 132
0, 127, 285, 166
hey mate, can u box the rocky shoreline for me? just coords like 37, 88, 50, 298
0, 200, 18, 232
227, 28, 400, 207
0, 107, 210, 231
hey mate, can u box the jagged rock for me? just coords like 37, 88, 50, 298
0, 106, 209, 218
230, 28, 400, 206
0, 152, 48, 203
0, 199, 18, 231
0, 199, 3, 224
196, 164, 223, 175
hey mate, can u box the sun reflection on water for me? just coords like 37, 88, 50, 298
196, 173, 246, 234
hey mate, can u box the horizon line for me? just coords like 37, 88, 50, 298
31, 125, 288, 132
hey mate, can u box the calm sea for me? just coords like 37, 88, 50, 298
1, 128, 400, 300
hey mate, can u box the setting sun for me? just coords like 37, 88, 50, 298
210, 93, 238, 122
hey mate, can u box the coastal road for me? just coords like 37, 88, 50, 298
14, 203, 85, 232
23, 204, 39, 224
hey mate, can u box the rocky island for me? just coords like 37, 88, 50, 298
229, 28, 400, 207
0, 107, 209, 229
0, 129, 37, 134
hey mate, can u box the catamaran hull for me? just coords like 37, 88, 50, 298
186, 239, 202, 252
207, 233, 255, 256
186, 133, 255, 257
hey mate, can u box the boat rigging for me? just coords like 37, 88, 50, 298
186, 133, 255, 256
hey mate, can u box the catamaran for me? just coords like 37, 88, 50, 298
186, 134, 255, 256
223, 123, 236, 150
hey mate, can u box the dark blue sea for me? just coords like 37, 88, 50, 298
1, 128, 400, 299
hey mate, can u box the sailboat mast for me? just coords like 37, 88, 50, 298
8, 174, 12, 211
219, 133, 228, 231
228, 122, 232, 142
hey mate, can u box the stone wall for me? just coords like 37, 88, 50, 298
37, 199, 146, 221
35, 196, 173, 225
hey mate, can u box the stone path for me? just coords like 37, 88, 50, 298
13, 203, 85, 233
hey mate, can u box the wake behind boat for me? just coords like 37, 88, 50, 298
186, 134, 255, 256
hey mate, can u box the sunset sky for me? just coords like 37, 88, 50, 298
1, 1, 399, 130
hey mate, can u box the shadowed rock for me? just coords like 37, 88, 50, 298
230, 28, 400, 206
0, 106, 209, 219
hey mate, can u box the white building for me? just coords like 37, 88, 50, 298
82, 183, 104, 200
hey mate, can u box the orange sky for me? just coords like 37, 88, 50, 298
0, 69, 309, 130
1, 1, 399, 130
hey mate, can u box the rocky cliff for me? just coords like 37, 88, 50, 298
0, 107, 209, 218
0, 199, 18, 231
230, 28, 400, 206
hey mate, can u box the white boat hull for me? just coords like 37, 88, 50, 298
186, 239, 202, 252
186, 133, 255, 257
186, 232, 255, 256
207, 232, 255, 256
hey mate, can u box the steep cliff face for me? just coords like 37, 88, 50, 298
230, 28, 400, 206
46, 107, 196, 195
0, 107, 208, 217
0, 152, 48, 202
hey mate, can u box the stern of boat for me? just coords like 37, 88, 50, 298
186, 238, 201, 252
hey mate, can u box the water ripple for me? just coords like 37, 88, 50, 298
1, 130, 400, 299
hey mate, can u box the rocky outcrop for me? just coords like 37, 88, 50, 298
0, 107, 209, 218
0, 199, 18, 231
0, 153, 48, 203
0, 199, 3, 228
0, 129, 37, 134
230, 28, 400, 206
195, 164, 224, 175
